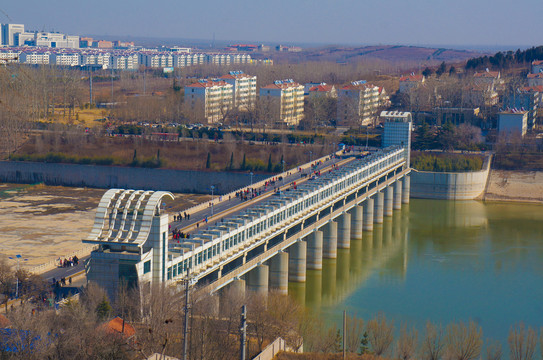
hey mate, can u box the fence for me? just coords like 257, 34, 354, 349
252, 337, 288, 360
30, 244, 98, 275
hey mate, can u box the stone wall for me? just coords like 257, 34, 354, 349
0, 161, 268, 194
410, 154, 492, 200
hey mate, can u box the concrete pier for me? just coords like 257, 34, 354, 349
375, 192, 384, 224
247, 264, 269, 294
288, 240, 307, 282
351, 205, 363, 239
307, 230, 323, 270
363, 198, 374, 231
384, 186, 394, 217
323, 221, 338, 259
402, 175, 410, 204
269, 251, 289, 295
337, 212, 352, 249
394, 180, 403, 210
230, 278, 246, 299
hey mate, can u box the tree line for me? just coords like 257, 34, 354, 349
465, 46, 543, 71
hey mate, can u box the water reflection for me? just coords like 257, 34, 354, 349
307, 199, 543, 343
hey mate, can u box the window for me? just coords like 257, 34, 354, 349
143, 260, 151, 274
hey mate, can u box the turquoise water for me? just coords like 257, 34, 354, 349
296, 199, 543, 343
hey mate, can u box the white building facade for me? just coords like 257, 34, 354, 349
260, 79, 305, 126
221, 71, 257, 110
185, 79, 234, 123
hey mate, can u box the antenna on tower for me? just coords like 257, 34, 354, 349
212, 32, 215, 49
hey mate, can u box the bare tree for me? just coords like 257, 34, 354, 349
344, 314, 365, 353
397, 324, 418, 360
444, 320, 482, 360
421, 321, 445, 360
508, 323, 537, 360
367, 312, 395, 356
0, 257, 14, 312
485, 339, 503, 360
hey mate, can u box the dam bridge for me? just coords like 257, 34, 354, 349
84, 145, 411, 299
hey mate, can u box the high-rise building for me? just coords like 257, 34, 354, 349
381, 111, 413, 167
260, 79, 304, 126
220, 71, 257, 110
2, 24, 24, 46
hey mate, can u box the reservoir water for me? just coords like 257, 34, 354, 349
293, 199, 543, 343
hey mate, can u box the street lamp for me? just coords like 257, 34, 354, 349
250, 172, 254, 187
210, 185, 215, 216
8, 254, 28, 299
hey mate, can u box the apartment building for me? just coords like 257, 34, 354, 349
111, 53, 139, 70
260, 79, 305, 126
19, 51, 50, 65
504, 87, 541, 130
337, 80, 380, 126
0, 50, 20, 64
307, 83, 337, 99
185, 79, 234, 123
220, 71, 257, 110
49, 52, 80, 66
81, 52, 112, 68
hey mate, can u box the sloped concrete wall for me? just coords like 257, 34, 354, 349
0, 161, 267, 194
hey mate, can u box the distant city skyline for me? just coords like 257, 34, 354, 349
1, 0, 542, 50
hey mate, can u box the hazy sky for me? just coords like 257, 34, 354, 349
2, 0, 542, 48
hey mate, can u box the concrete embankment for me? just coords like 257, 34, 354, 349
0, 161, 268, 194
411, 154, 492, 200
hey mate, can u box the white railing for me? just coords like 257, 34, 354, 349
173, 150, 340, 221
252, 337, 299, 360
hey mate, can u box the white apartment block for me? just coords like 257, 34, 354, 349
49, 53, 80, 66
221, 71, 257, 110
19, 51, 50, 65
0, 50, 21, 64
337, 80, 380, 126
185, 79, 234, 123
81, 52, 112, 68
112, 54, 139, 70
260, 79, 305, 126
140, 53, 174, 68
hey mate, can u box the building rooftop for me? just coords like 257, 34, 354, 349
261, 79, 302, 89
186, 80, 232, 88
399, 74, 424, 82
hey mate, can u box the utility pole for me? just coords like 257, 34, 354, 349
182, 267, 190, 360
240, 305, 247, 360
343, 310, 346, 359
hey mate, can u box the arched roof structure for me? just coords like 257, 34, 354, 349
84, 189, 174, 246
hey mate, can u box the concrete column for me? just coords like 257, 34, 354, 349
402, 175, 410, 204
307, 230, 323, 270
230, 278, 246, 299
247, 264, 269, 295
363, 198, 374, 231
323, 221, 338, 259
394, 180, 403, 210
384, 186, 394, 217
350, 205, 363, 239
288, 240, 307, 282
337, 212, 351, 249
374, 192, 384, 224
269, 251, 288, 295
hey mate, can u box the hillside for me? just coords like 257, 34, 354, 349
268, 45, 488, 65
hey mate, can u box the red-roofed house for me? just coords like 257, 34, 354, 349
337, 80, 380, 126
308, 83, 337, 99
527, 73, 543, 87
531, 60, 543, 74
220, 71, 257, 110
259, 80, 304, 125
399, 74, 425, 93
185, 79, 233, 123
473, 71, 501, 86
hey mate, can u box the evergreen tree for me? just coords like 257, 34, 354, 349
280, 154, 284, 171
229, 152, 234, 170
206, 152, 211, 169
96, 295, 112, 321
334, 329, 343, 353
436, 61, 447, 77
132, 149, 138, 165
241, 154, 246, 170
360, 331, 370, 354
267, 154, 273, 172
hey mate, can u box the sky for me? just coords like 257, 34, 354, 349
2, 0, 542, 49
